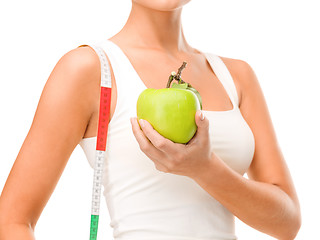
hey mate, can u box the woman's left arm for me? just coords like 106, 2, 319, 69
194, 58, 301, 239
130, 59, 301, 240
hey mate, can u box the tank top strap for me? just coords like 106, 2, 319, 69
78, 39, 146, 125
203, 52, 239, 108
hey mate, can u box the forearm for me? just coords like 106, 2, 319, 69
0, 223, 35, 240
193, 155, 300, 240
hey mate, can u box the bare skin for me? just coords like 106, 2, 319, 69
0, 1, 301, 239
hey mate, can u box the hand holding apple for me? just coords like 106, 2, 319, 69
130, 110, 213, 178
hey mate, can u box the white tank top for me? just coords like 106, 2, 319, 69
79, 39, 255, 240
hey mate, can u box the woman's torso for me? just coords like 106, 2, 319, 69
79, 39, 255, 240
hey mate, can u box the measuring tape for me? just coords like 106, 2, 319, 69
78, 43, 112, 240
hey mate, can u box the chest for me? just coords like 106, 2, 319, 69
204, 110, 255, 175
121, 49, 235, 111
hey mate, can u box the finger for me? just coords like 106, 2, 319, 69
138, 118, 178, 155
194, 110, 210, 142
130, 117, 169, 171
130, 117, 165, 159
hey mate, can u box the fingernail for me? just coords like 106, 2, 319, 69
200, 111, 205, 120
139, 119, 145, 127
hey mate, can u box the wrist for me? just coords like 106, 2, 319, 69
191, 152, 222, 185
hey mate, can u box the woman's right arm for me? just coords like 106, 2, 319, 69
0, 46, 101, 239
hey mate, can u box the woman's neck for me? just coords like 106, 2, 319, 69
112, 2, 192, 55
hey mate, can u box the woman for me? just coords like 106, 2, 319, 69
0, 0, 301, 239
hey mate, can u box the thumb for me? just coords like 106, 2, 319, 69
195, 110, 209, 134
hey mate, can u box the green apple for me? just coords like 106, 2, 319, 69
136, 62, 202, 144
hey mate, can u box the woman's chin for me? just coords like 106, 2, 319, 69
132, 0, 191, 12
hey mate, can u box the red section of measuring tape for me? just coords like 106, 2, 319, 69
96, 87, 111, 151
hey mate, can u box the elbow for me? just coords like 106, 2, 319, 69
0, 208, 36, 236
278, 193, 302, 240
288, 200, 302, 239
278, 208, 302, 240
288, 215, 302, 240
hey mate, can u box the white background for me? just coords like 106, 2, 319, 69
0, 0, 319, 239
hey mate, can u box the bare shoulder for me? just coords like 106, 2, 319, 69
46, 45, 102, 124
218, 56, 256, 106
219, 56, 254, 79
55, 45, 101, 83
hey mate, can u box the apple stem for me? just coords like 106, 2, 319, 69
176, 61, 187, 81
166, 61, 188, 88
